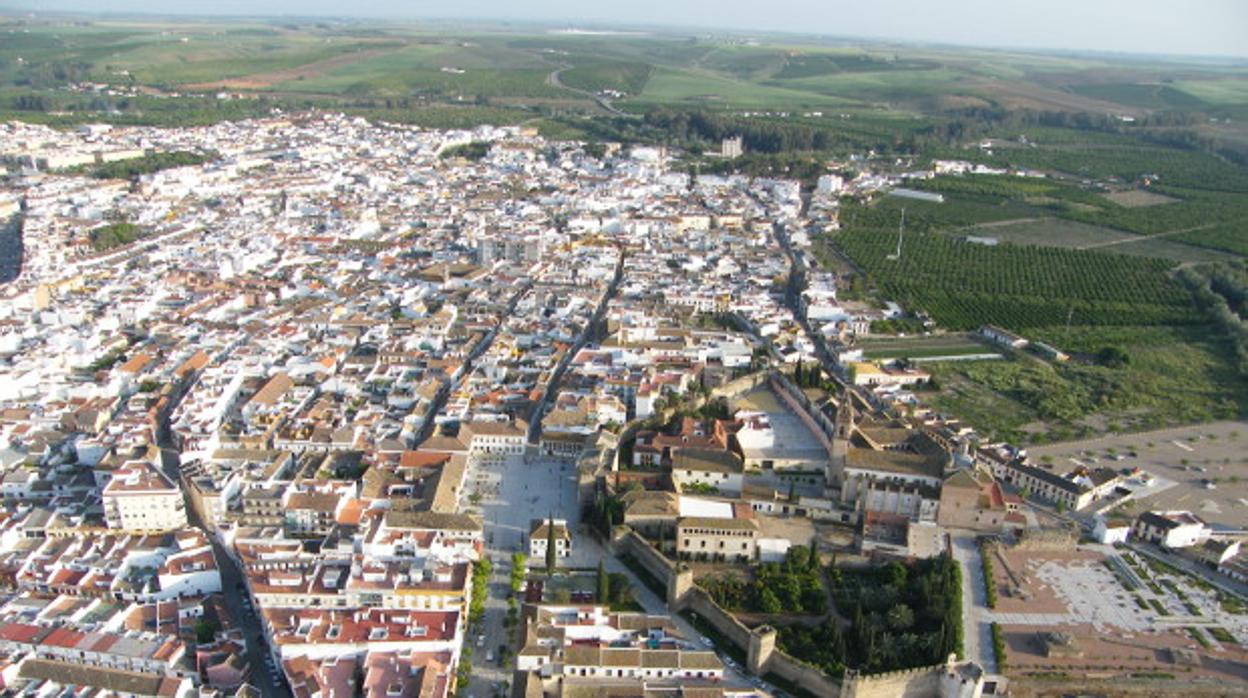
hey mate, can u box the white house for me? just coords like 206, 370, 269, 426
528, 519, 571, 564
1132, 511, 1209, 549
1093, 517, 1132, 545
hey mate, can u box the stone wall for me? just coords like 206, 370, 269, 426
1013, 527, 1077, 551
839, 663, 945, 698
614, 529, 675, 586
684, 586, 753, 649
712, 370, 770, 399
766, 650, 844, 697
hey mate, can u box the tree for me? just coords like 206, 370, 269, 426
545, 515, 558, 575
808, 537, 820, 572
510, 553, 528, 594
596, 561, 609, 603
193, 619, 219, 644
886, 603, 915, 631
758, 587, 782, 614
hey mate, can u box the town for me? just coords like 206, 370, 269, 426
0, 111, 1244, 698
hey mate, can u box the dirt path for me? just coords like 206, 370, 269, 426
953, 216, 1052, 232
1074, 220, 1223, 250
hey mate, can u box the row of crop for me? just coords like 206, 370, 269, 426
833, 228, 1197, 332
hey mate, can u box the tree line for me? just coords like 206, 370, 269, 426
1179, 261, 1248, 375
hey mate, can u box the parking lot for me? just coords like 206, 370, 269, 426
1027, 420, 1248, 529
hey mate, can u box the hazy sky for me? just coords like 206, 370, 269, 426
11, 0, 1248, 59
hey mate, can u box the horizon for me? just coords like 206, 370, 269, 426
6, 0, 1248, 61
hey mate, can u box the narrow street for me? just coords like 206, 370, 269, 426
527, 250, 624, 444
159, 446, 286, 698
413, 283, 531, 446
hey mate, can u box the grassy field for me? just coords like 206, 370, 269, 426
858, 334, 998, 360
959, 218, 1237, 263
927, 325, 1248, 443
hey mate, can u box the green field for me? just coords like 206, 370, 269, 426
4, 15, 1247, 134
959, 218, 1238, 263
834, 228, 1196, 329
858, 334, 998, 360
1068, 83, 1206, 110
927, 325, 1247, 443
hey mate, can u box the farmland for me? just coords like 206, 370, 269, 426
831, 229, 1195, 332
827, 226, 1248, 441
925, 325, 1248, 443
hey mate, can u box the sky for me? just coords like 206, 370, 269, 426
11, 0, 1248, 59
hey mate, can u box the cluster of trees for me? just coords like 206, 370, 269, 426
780, 556, 963, 677
587, 491, 625, 538
595, 561, 637, 610
440, 141, 492, 161
468, 555, 492, 623
869, 317, 929, 336
644, 108, 833, 153
12, 94, 51, 112
1179, 262, 1248, 375
791, 359, 823, 388
90, 151, 209, 180
89, 222, 144, 252
700, 545, 826, 615
510, 553, 527, 594
991, 622, 1008, 672
694, 153, 829, 183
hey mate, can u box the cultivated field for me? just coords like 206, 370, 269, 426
1102, 189, 1181, 208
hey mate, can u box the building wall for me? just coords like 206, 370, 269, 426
105, 492, 187, 531
676, 525, 755, 562
673, 469, 743, 495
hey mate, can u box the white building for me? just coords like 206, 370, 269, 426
1132, 511, 1210, 549
102, 462, 188, 532
528, 518, 571, 564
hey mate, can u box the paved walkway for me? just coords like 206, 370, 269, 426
950, 533, 996, 673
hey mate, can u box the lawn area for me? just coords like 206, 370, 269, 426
858, 334, 998, 360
